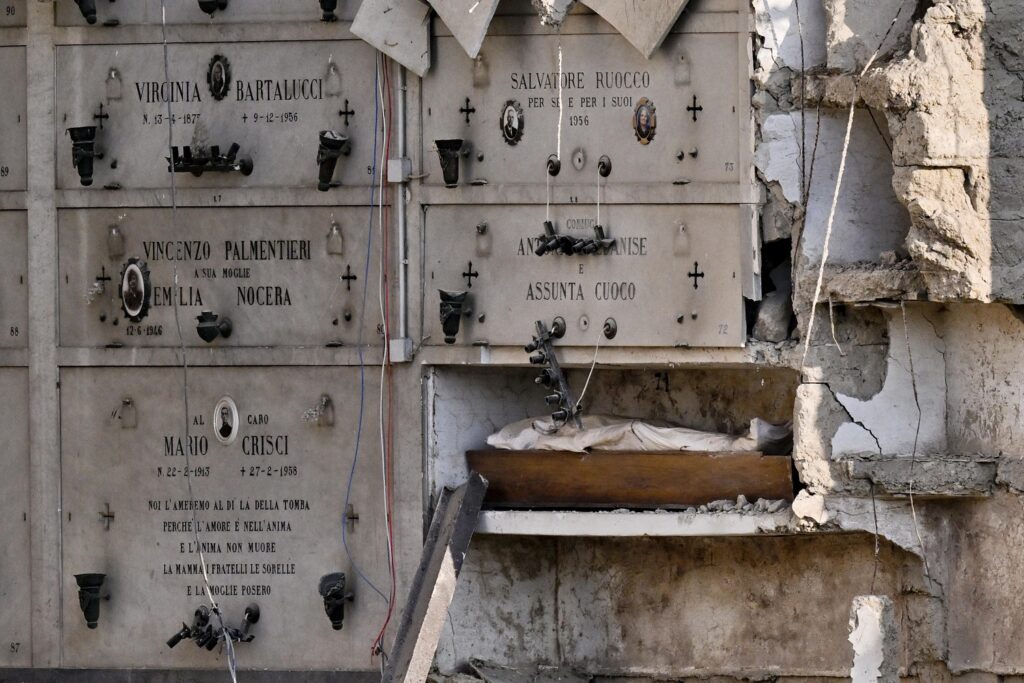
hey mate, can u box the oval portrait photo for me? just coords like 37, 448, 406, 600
120, 258, 151, 323
500, 100, 525, 146
633, 97, 657, 145
206, 54, 232, 101
213, 396, 239, 445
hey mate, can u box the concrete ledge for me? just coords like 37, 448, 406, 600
418, 341, 798, 369
0, 670, 379, 683
844, 457, 998, 497
476, 509, 796, 537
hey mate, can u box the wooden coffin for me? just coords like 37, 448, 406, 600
466, 450, 794, 510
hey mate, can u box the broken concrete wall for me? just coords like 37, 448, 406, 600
946, 492, 1024, 675
437, 534, 913, 677
757, 109, 910, 265
943, 303, 1024, 457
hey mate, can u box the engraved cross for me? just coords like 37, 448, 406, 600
460, 97, 476, 124
339, 100, 355, 126
93, 102, 110, 129
341, 265, 358, 291
345, 504, 359, 532
95, 265, 111, 284
686, 94, 703, 122
462, 261, 479, 288
99, 503, 115, 531
688, 261, 705, 290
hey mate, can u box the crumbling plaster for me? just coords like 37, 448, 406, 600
437, 534, 911, 678
831, 306, 945, 458
849, 595, 898, 683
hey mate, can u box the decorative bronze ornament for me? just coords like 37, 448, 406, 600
632, 97, 657, 145
499, 99, 525, 146
119, 258, 151, 323
206, 54, 232, 101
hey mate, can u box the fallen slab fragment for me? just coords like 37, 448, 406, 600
430, 0, 501, 59
582, 0, 690, 58
383, 473, 488, 683
352, 0, 432, 77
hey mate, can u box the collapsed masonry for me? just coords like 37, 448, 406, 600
435, 1, 1024, 680
740, 0, 1024, 678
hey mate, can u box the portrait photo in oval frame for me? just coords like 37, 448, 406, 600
213, 396, 239, 445
500, 99, 525, 146
119, 257, 152, 323
206, 54, 232, 102
633, 97, 657, 145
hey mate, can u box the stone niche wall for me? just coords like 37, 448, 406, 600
426, 365, 799, 500
435, 533, 917, 678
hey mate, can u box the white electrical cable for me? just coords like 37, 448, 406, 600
800, 8, 902, 367
556, 44, 563, 162
376, 57, 396, 610
158, 2, 237, 680
900, 301, 934, 589
575, 338, 600, 411
545, 172, 551, 221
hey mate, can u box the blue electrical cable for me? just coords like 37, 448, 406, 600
342, 59, 388, 603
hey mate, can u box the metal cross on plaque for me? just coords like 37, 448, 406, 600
339, 100, 355, 126
462, 262, 480, 288
460, 97, 477, 125
341, 265, 358, 291
686, 94, 703, 122
688, 261, 705, 289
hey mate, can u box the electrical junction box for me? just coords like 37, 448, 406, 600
0, 47, 27, 192
56, 41, 378, 191
0, 212, 27, 347
0, 369, 30, 668
55, 0, 357, 27
60, 367, 391, 670
58, 207, 380, 348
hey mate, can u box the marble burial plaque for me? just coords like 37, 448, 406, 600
59, 207, 380, 348
61, 367, 391, 669
0, 369, 30, 668
425, 204, 748, 347
57, 41, 376, 190
0, 212, 27, 348
0, 0, 24, 27
422, 24, 748, 187
0, 47, 26, 191
56, 0, 358, 27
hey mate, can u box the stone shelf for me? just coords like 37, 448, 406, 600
475, 509, 796, 537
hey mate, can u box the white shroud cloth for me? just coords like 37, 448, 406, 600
486, 414, 792, 454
